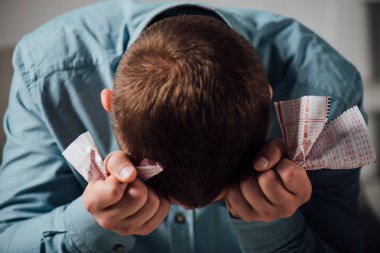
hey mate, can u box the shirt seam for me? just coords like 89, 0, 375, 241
23, 38, 101, 112
23, 33, 101, 86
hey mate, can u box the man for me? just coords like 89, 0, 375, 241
0, 0, 365, 252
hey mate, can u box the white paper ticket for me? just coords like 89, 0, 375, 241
62, 132, 107, 182
62, 132, 163, 182
305, 106, 376, 169
275, 96, 376, 170
275, 96, 330, 164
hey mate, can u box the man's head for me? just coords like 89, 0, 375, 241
105, 15, 272, 208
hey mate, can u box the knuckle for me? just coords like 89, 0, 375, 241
148, 190, 160, 209
258, 170, 275, 187
98, 218, 114, 230
240, 174, 255, 190
83, 201, 95, 213
282, 205, 296, 218
158, 197, 170, 215
302, 187, 312, 203
298, 177, 312, 204
152, 198, 160, 212
162, 198, 171, 211
224, 188, 240, 204
259, 207, 272, 220
137, 226, 154, 236
108, 185, 122, 200
83, 192, 97, 214
261, 206, 287, 221
239, 179, 248, 192
118, 227, 133, 236
284, 170, 295, 183
83, 188, 95, 212
128, 185, 148, 206
278, 161, 296, 182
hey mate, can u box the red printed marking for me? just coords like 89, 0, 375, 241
277, 102, 288, 148
304, 96, 309, 140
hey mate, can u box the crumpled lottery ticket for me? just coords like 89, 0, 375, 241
275, 96, 376, 170
62, 132, 163, 182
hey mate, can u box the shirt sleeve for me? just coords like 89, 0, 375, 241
230, 168, 363, 253
0, 38, 135, 253
228, 12, 366, 253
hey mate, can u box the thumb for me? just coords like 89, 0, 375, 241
104, 151, 137, 183
253, 139, 286, 172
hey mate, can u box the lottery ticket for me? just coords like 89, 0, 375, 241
305, 106, 376, 169
275, 96, 376, 170
62, 132, 107, 182
62, 132, 163, 182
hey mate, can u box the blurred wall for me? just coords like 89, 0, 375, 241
0, 47, 13, 147
0, 0, 101, 160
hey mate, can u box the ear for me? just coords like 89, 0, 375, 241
101, 89, 113, 112
268, 84, 273, 99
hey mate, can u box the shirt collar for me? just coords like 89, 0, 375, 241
125, 1, 236, 49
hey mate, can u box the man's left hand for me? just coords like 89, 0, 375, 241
225, 139, 312, 222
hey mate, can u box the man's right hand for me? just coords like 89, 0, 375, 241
83, 151, 171, 236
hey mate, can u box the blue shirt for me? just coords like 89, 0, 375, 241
0, 0, 366, 252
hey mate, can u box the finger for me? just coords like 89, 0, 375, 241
84, 175, 128, 211
253, 139, 286, 172
120, 186, 160, 227
213, 188, 227, 202
239, 173, 272, 213
136, 196, 171, 236
104, 179, 149, 219
257, 169, 293, 206
104, 151, 137, 183
225, 182, 257, 220
276, 159, 312, 203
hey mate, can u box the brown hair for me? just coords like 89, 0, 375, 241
111, 15, 271, 208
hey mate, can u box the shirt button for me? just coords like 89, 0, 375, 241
175, 213, 186, 224
113, 244, 125, 252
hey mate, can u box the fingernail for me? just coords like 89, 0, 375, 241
119, 166, 134, 179
254, 157, 269, 170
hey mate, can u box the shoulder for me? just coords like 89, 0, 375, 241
226, 8, 363, 119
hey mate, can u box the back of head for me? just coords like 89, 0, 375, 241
112, 15, 271, 208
